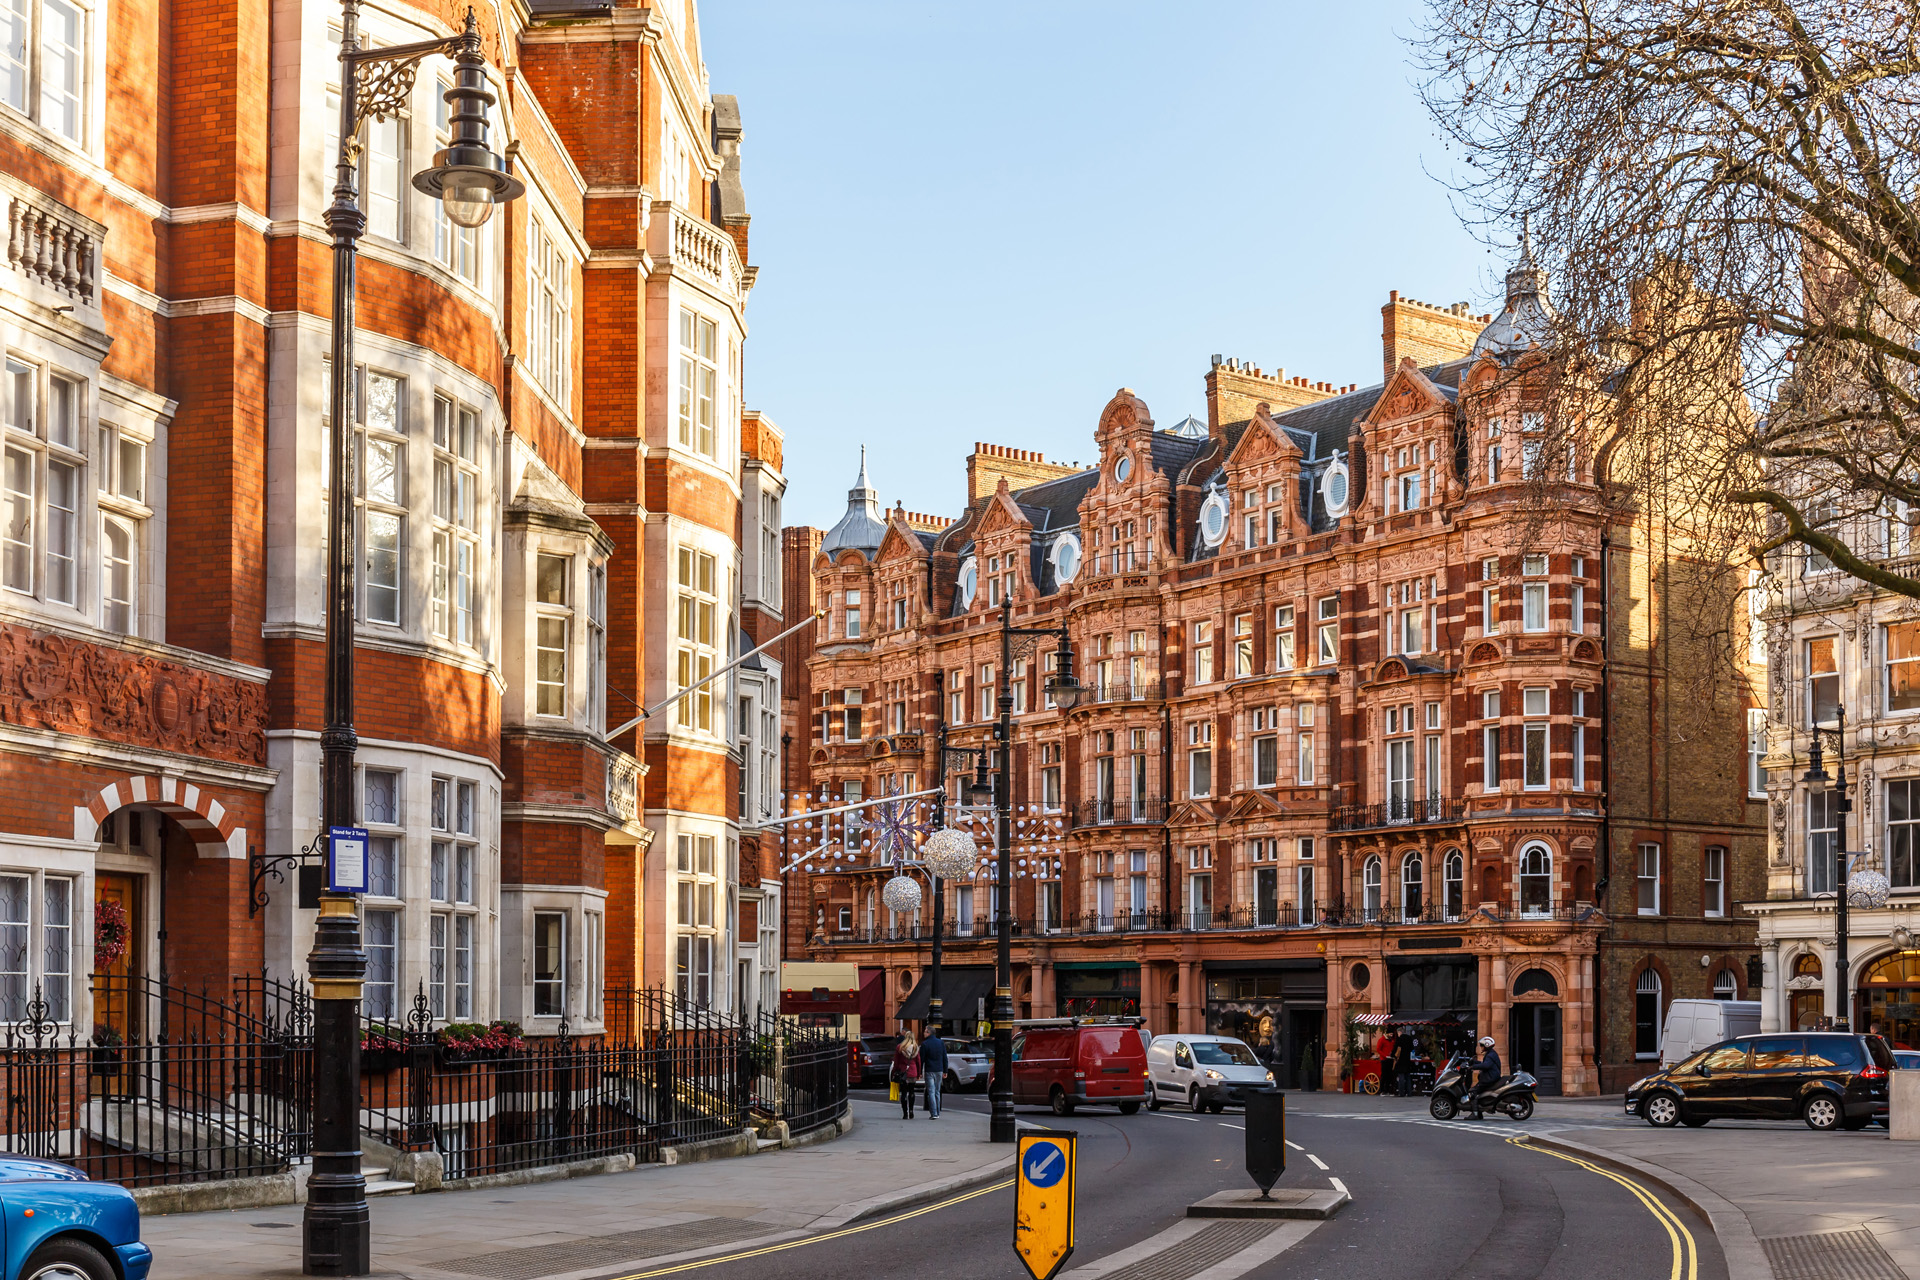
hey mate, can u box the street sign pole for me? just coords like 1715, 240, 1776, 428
1014, 1129, 1077, 1280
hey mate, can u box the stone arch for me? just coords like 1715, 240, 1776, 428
1512, 958, 1566, 996
86, 775, 236, 858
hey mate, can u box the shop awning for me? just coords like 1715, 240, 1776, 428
897, 966, 997, 1022
1353, 1012, 1464, 1027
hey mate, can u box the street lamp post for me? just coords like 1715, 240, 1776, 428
927, 719, 994, 1032
307, 11, 522, 1275
988, 601, 1086, 1143
1802, 705, 1854, 1033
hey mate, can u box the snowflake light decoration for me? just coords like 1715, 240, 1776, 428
866, 789, 934, 866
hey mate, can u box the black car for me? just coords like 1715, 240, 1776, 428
1625, 1032, 1893, 1131
854, 1035, 898, 1086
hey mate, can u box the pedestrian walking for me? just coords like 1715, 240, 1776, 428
891, 1032, 922, 1118
920, 1025, 948, 1117
1393, 1029, 1416, 1097
1375, 1030, 1397, 1096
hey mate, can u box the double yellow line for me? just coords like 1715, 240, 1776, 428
1508, 1137, 1697, 1280
603, 1177, 1016, 1279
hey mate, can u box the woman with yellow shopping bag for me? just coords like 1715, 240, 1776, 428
890, 1032, 923, 1118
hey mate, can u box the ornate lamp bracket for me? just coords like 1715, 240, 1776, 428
250, 829, 325, 917
337, 13, 479, 158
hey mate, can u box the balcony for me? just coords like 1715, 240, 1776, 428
1330, 796, 1466, 831
1082, 678, 1161, 706
1069, 797, 1168, 829
649, 203, 748, 299
2, 173, 103, 322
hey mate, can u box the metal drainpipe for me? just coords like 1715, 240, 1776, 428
1596, 531, 1614, 1077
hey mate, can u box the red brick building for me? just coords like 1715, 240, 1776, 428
782, 267, 1765, 1094
0, 0, 778, 1038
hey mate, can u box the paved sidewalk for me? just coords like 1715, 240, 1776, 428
142, 1101, 1014, 1280
1542, 1120, 1920, 1279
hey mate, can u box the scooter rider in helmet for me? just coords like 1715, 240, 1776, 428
1467, 1035, 1502, 1120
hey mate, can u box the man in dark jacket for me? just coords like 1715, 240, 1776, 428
1467, 1036, 1502, 1119
1393, 1029, 1417, 1097
920, 1026, 949, 1117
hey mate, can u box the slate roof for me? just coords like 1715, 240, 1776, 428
819, 448, 887, 558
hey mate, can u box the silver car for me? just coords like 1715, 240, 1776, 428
941, 1037, 993, 1091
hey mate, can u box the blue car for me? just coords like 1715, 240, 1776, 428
0, 1157, 149, 1280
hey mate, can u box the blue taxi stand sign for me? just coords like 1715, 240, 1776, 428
1014, 1129, 1076, 1280
327, 825, 370, 894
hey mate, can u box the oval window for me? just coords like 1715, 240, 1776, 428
958, 557, 978, 608
1052, 533, 1081, 583
1114, 454, 1133, 484
1322, 458, 1351, 516
1200, 492, 1229, 547
1349, 961, 1371, 992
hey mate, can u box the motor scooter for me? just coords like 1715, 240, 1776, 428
1427, 1051, 1537, 1121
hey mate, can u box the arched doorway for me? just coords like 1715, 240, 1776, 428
1789, 953, 1824, 1030
1857, 952, 1920, 1049
1510, 967, 1562, 1095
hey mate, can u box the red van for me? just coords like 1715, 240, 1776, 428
1009, 1017, 1151, 1116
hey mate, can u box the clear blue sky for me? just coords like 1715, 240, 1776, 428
701, 1, 1501, 530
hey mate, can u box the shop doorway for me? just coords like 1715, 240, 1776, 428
1857, 951, 1920, 1050
1510, 1003, 1562, 1096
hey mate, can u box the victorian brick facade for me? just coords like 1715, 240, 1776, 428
0, 0, 778, 1043
782, 267, 1765, 1095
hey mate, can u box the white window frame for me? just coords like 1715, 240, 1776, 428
526, 217, 574, 406
535, 552, 572, 719
1747, 707, 1767, 797
355, 369, 407, 628
675, 547, 719, 733
1703, 845, 1727, 918
0, 0, 86, 144
430, 396, 483, 648
431, 75, 486, 286
1637, 842, 1661, 916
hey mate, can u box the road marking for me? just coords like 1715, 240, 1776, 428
1329, 1176, 1350, 1197
1508, 1137, 1695, 1280
1285, 1140, 1304, 1152
1306, 1153, 1328, 1171
1153, 1113, 1202, 1123
1218, 1121, 1244, 1130
605, 1177, 1015, 1277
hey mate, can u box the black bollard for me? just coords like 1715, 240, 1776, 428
1244, 1088, 1285, 1199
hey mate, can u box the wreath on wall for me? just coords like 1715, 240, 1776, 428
94, 899, 130, 970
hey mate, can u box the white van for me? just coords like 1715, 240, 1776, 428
1660, 999, 1762, 1066
1145, 1033, 1275, 1113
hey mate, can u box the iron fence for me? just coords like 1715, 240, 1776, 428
0, 975, 846, 1192
746, 1010, 847, 1136
0, 978, 312, 1187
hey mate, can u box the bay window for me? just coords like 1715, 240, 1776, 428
431, 396, 482, 647
675, 548, 718, 732
678, 308, 717, 458
533, 911, 566, 1016
535, 553, 571, 717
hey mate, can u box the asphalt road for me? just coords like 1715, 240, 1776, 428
609, 1088, 1727, 1280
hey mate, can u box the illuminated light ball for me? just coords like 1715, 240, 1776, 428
1850, 869, 1892, 909
922, 827, 980, 880
882, 874, 923, 914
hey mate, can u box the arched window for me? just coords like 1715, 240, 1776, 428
1634, 968, 1662, 1058
1402, 853, 1424, 921
1362, 855, 1383, 915
1713, 969, 1738, 1000
1444, 850, 1464, 920
1519, 843, 1553, 918
1514, 967, 1560, 997
1795, 953, 1823, 978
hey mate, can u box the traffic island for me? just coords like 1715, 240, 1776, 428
1187, 1187, 1350, 1219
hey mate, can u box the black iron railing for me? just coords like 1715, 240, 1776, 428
0, 976, 314, 1188
0, 975, 847, 1192
1069, 797, 1167, 829
1330, 796, 1467, 830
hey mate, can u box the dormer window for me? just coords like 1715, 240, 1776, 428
1399, 471, 1421, 511
1114, 453, 1133, 484
958, 557, 978, 609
